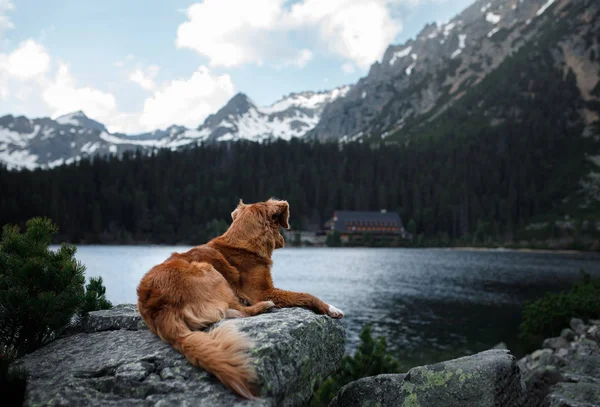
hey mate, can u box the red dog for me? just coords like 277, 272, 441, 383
137, 199, 344, 399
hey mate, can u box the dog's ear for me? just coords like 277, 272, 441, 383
231, 199, 246, 221
267, 199, 290, 229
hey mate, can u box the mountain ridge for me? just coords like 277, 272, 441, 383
0, 85, 350, 169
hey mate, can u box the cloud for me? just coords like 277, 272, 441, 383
42, 64, 117, 120
176, 0, 402, 69
176, 0, 283, 67
138, 66, 235, 130
290, 0, 401, 68
0, 39, 50, 79
0, 0, 14, 41
341, 62, 356, 74
290, 49, 313, 68
129, 65, 159, 91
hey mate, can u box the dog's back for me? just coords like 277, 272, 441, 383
137, 258, 257, 399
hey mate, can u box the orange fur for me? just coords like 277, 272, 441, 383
137, 198, 343, 399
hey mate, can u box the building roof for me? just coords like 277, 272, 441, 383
327, 210, 403, 234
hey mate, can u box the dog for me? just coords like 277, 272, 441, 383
137, 198, 344, 399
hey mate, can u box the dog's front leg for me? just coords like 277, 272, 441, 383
261, 288, 344, 319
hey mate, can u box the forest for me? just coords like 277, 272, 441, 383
1, 17, 599, 248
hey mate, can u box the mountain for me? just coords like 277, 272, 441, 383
310, 0, 599, 143
55, 111, 107, 133
0, 86, 350, 169
196, 87, 350, 143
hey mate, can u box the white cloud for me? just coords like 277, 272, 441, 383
42, 64, 117, 120
292, 0, 401, 68
138, 66, 235, 130
129, 65, 159, 91
0, 0, 14, 41
341, 62, 356, 74
0, 39, 50, 79
176, 0, 402, 69
290, 49, 313, 68
176, 0, 283, 67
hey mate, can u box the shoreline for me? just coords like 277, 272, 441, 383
53, 242, 596, 254
447, 246, 590, 254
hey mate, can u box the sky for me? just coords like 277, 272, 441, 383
0, 0, 474, 133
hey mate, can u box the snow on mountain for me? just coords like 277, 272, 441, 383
0, 85, 350, 169
55, 111, 107, 133
198, 86, 351, 143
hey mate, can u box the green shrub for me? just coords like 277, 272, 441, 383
325, 230, 342, 247
519, 271, 600, 351
310, 324, 400, 407
0, 217, 112, 359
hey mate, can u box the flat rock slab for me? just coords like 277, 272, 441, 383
330, 349, 526, 407
15, 304, 345, 407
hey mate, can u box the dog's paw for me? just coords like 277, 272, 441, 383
327, 304, 344, 319
264, 300, 276, 309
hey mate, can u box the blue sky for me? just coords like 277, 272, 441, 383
0, 0, 473, 133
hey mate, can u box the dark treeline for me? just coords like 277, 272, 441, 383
1, 13, 598, 246
0, 123, 593, 245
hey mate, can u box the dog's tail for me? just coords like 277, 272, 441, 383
143, 305, 257, 399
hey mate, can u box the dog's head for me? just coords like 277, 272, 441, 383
226, 198, 290, 257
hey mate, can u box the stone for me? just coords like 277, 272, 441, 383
83, 304, 146, 332
570, 318, 587, 336
562, 355, 600, 385
561, 328, 576, 342
543, 337, 571, 351
587, 326, 600, 342
547, 382, 600, 407
14, 306, 345, 407
329, 350, 526, 407
532, 349, 554, 361
493, 342, 508, 350
522, 365, 563, 407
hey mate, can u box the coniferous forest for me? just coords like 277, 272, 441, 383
1, 19, 599, 248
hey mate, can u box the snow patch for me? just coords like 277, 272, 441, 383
480, 2, 492, 13
443, 22, 456, 37
486, 12, 501, 24
389, 46, 412, 65
361, 91, 367, 99
458, 34, 467, 49
451, 49, 462, 59
487, 27, 501, 38
261, 86, 350, 114
536, 0, 556, 16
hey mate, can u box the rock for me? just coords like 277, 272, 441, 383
328, 374, 407, 407
543, 337, 570, 351
532, 349, 554, 361
561, 328, 576, 342
547, 382, 600, 407
83, 304, 146, 332
493, 342, 508, 350
562, 355, 600, 384
556, 348, 570, 358
330, 350, 526, 407
522, 365, 563, 407
15, 305, 345, 407
587, 325, 600, 342
570, 318, 587, 336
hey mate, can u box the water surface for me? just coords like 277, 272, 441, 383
70, 246, 600, 369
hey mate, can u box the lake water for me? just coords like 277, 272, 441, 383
70, 246, 600, 370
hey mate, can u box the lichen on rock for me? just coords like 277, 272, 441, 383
14, 304, 345, 407
330, 349, 526, 407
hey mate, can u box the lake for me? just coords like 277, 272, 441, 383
70, 246, 600, 370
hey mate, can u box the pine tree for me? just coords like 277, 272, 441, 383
0, 217, 111, 359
